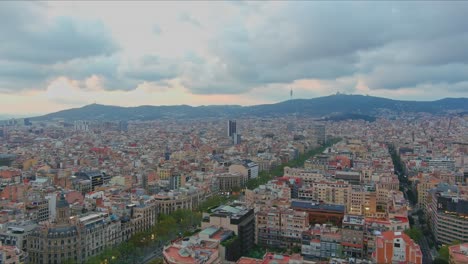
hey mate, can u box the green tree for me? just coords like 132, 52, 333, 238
438, 245, 450, 262
147, 259, 164, 264
245, 138, 341, 190
437, 240, 461, 263
404, 227, 423, 242
433, 257, 448, 264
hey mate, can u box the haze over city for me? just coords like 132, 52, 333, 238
1, 2, 468, 264
1, 1, 468, 116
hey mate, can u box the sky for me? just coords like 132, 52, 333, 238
1, 1, 468, 116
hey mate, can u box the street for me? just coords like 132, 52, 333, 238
413, 213, 433, 264
141, 246, 164, 264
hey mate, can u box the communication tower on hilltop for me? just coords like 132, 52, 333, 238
287, 88, 297, 132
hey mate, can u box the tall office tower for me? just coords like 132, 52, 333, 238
314, 124, 326, 144
118, 120, 128, 132
233, 133, 242, 145
228, 120, 237, 137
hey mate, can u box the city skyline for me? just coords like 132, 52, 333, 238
1, 1, 468, 115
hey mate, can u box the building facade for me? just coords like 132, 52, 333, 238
372, 231, 422, 264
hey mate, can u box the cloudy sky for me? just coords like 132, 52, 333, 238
1, 1, 468, 116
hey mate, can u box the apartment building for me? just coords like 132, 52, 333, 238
202, 203, 255, 257
298, 180, 350, 205
449, 243, 468, 264
304, 155, 330, 171
78, 213, 122, 260
0, 243, 27, 264
347, 186, 377, 217
283, 167, 325, 185
216, 173, 245, 192
301, 226, 342, 260
426, 183, 468, 245
27, 195, 149, 264
341, 215, 365, 259
0, 222, 37, 252
153, 189, 205, 215
163, 226, 237, 264
335, 171, 361, 185
229, 160, 259, 180
256, 208, 308, 249
416, 174, 441, 210
372, 231, 422, 264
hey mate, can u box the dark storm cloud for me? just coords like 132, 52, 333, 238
0, 2, 118, 91
0, 3, 117, 64
186, 2, 468, 95
363, 64, 468, 90
1, 1, 468, 97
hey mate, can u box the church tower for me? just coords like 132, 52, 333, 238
56, 193, 70, 225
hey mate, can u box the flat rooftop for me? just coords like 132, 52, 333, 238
291, 200, 345, 213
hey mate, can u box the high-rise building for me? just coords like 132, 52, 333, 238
202, 203, 255, 258
314, 124, 326, 144
228, 120, 237, 137
233, 133, 242, 145
426, 183, 468, 245
118, 120, 128, 132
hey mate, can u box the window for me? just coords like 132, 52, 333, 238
394, 243, 400, 248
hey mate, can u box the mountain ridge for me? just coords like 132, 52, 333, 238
30, 94, 468, 121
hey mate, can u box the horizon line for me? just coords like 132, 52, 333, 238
3, 93, 463, 119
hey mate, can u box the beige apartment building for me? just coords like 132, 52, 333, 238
416, 174, 441, 209
298, 180, 350, 205
256, 208, 308, 249
283, 167, 325, 185
157, 164, 175, 180
216, 173, 245, 192
347, 186, 377, 217
153, 190, 206, 215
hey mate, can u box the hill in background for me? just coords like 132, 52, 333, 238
30, 94, 468, 121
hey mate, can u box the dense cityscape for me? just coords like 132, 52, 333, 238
2, 1, 468, 264
0, 111, 465, 264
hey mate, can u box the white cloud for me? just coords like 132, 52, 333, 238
1, 1, 468, 115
